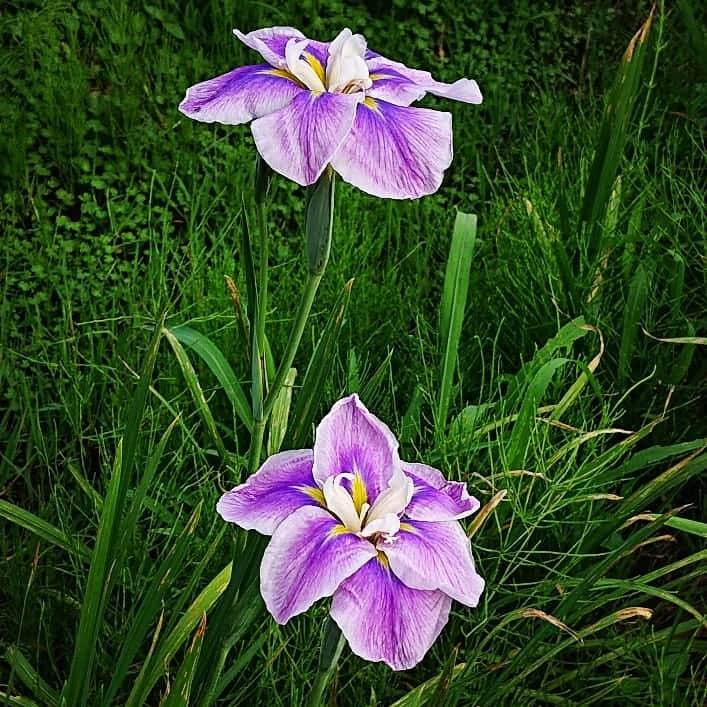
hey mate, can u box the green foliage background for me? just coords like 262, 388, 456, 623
1, 0, 705, 705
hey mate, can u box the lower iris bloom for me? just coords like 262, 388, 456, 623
179, 26, 482, 199
218, 394, 484, 670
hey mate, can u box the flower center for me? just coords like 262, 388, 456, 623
322, 469, 413, 542
284, 29, 372, 95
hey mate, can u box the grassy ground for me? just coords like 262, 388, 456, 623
1, 0, 706, 705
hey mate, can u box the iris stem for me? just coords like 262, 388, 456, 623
306, 618, 346, 707
248, 200, 269, 473
262, 270, 323, 421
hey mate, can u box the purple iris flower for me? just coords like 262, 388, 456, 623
217, 394, 484, 670
179, 27, 482, 199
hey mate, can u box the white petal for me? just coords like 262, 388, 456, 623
365, 468, 413, 527
323, 474, 362, 531
285, 38, 326, 92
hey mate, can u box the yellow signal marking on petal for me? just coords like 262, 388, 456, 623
351, 472, 368, 514
303, 52, 326, 85
399, 522, 416, 533
262, 68, 305, 88
298, 485, 326, 506
368, 73, 386, 82
376, 551, 390, 570
363, 97, 382, 113
329, 524, 351, 538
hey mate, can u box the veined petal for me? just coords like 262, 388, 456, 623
381, 519, 484, 607
233, 26, 305, 68
261, 506, 377, 623
367, 66, 428, 106
367, 54, 482, 106
179, 64, 304, 125
403, 462, 480, 521
312, 394, 400, 503
330, 556, 452, 671
216, 450, 320, 535
251, 91, 361, 186
234, 27, 330, 72
331, 99, 452, 199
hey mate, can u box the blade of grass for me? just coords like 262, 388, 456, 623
267, 367, 296, 455
168, 324, 253, 431
0, 500, 90, 561
618, 263, 650, 384
161, 613, 207, 707
506, 358, 570, 469
163, 327, 229, 461
437, 211, 477, 435
288, 279, 354, 448
61, 315, 165, 707
580, 8, 655, 261
125, 562, 232, 707
4, 646, 59, 707
103, 504, 202, 706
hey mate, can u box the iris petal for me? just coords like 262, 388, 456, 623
260, 506, 376, 623
403, 462, 480, 521
178, 64, 305, 125
216, 450, 318, 535
312, 394, 400, 503
251, 91, 361, 186
366, 53, 482, 106
381, 519, 485, 606
331, 99, 453, 199
330, 556, 452, 670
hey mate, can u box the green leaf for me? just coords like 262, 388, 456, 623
506, 358, 569, 469
0, 499, 90, 561
268, 367, 296, 455
4, 646, 59, 706
61, 316, 165, 707
580, 9, 654, 260
61, 440, 125, 707
163, 327, 229, 460
125, 563, 232, 707
103, 504, 202, 706
618, 263, 650, 384
160, 613, 206, 707
306, 169, 334, 275
169, 325, 253, 431
437, 211, 477, 434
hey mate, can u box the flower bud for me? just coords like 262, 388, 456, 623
306, 168, 335, 275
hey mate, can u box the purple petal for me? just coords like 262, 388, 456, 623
216, 450, 320, 535
234, 27, 330, 71
179, 64, 304, 125
251, 91, 361, 186
403, 462, 480, 521
312, 394, 400, 503
382, 520, 484, 606
330, 99, 452, 199
233, 27, 305, 68
260, 506, 377, 623
330, 556, 452, 671
367, 54, 482, 106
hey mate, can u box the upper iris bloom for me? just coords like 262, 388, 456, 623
179, 27, 482, 199
217, 394, 485, 670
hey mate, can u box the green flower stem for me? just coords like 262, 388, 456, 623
262, 270, 323, 422
248, 200, 269, 473
306, 618, 346, 707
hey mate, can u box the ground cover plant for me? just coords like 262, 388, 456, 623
1, 0, 706, 705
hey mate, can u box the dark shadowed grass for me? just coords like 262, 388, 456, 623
1, 0, 706, 704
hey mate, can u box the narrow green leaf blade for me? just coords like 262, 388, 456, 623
163, 327, 229, 460
0, 500, 90, 561
169, 325, 253, 431
437, 212, 477, 434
